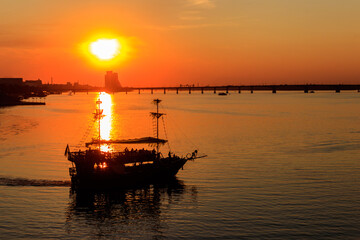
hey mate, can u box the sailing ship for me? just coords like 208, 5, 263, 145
65, 98, 205, 189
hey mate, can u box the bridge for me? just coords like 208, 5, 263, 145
25, 84, 360, 94
128, 84, 360, 94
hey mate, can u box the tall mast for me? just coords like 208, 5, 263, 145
151, 99, 164, 155
156, 99, 160, 154
96, 98, 103, 151
156, 100, 159, 140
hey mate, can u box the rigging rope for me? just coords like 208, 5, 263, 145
161, 116, 171, 152
74, 118, 96, 150
161, 103, 200, 151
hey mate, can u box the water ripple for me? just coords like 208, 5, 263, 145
0, 177, 70, 187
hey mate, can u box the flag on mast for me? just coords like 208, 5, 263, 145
64, 144, 70, 156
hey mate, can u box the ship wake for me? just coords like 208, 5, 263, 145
0, 177, 71, 187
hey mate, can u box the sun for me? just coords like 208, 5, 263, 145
89, 39, 120, 60
80, 34, 132, 66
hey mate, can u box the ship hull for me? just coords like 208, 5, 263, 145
70, 157, 188, 189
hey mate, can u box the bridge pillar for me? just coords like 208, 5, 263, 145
214, 88, 216, 94
151, 89, 153, 94
138, 89, 140, 94
304, 89, 309, 93
189, 88, 191, 94
201, 88, 204, 94
164, 88, 166, 94
238, 87, 241, 94
226, 88, 229, 94
176, 88, 179, 94
272, 89, 277, 94
336, 84, 341, 93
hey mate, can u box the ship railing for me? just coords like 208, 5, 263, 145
70, 151, 87, 156
68, 151, 87, 161
69, 167, 77, 176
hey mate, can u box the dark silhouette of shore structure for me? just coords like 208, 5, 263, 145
105, 71, 122, 92
100, 71, 359, 94
0, 78, 46, 106
1, 77, 360, 105
0, 77, 96, 106
56, 83, 359, 94
132, 84, 360, 94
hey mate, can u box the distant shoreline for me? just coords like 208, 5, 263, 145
0, 101, 45, 107
0, 100, 46, 107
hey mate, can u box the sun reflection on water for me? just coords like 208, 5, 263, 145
98, 92, 113, 152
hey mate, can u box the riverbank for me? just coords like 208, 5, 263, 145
0, 101, 46, 107
0, 92, 46, 107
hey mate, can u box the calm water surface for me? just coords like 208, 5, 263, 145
0, 92, 360, 239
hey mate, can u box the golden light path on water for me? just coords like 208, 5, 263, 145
98, 92, 113, 152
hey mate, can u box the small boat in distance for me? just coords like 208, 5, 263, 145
218, 92, 227, 96
65, 98, 206, 189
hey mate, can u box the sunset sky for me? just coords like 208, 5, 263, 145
0, 0, 359, 87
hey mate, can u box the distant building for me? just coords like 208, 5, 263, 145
105, 71, 121, 91
24, 79, 42, 87
0, 78, 23, 86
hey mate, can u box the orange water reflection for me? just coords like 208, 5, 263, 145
98, 92, 113, 152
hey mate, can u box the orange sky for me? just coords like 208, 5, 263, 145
0, 0, 359, 87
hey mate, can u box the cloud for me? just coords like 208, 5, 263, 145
170, 21, 240, 30
144, 21, 240, 31
186, 0, 215, 8
179, 1, 215, 23
179, 11, 205, 21
0, 23, 55, 49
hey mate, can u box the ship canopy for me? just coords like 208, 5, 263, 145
85, 137, 168, 147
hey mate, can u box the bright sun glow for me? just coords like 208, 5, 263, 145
81, 34, 131, 66
90, 39, 120, 60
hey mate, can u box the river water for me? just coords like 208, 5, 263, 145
0, 91, 360, 239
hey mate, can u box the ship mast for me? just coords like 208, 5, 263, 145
156, 99, 159, 140
151, 99, 164, 155
95, 99, 103, 151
